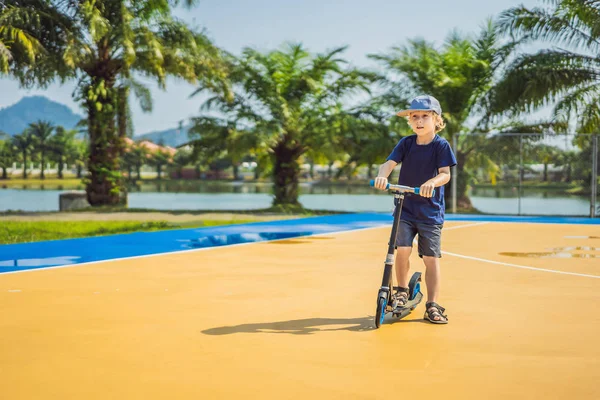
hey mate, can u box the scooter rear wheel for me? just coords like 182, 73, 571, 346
375, 297, 387, 328
408, 272, 422, 301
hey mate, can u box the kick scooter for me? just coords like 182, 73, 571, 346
369, 179, 433, 328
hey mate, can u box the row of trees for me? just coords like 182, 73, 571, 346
0, 121, 183, 181
0, 122, 85, 179
1, 1, 599, 208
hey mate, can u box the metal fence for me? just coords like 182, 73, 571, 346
449, 132, 599, 217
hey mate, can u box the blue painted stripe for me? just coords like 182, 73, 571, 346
1, 212, 598, 274
0, 213, 390, 274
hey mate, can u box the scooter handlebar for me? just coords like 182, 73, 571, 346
369, 179, 435, 196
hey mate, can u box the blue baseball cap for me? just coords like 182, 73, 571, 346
396, 95, 442, 117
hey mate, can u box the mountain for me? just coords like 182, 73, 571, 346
134, 125, 194, 148
0, 96, 84, 135
0, 95, 196, 147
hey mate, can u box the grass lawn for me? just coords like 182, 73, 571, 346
0, 219, 256, 245
0, 177, 84, 189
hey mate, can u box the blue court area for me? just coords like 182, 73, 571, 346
1, 213, 598, 274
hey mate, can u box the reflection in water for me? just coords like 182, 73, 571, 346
181, 232, 315, 249
470, 186, 587, 199
0, 256, 81, 268
127, 181, 385, 196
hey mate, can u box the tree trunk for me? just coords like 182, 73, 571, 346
272, 137, 303, 206
127, 165, 132, 180
117, 86, 128, 139
543, 163, 548, 182
254, 164, 260, 180
1, 167, 6, 179
58, 155, 64, 179
40, 151, 45, 179
22, 153, 27, 179
136, 164, 142, 180
232, 164, 239, 180
85, 77, 126, 206
309, 162, 314, 179
564, 164, 572, 183
367, 164, 373, 179
156, 165, 162, 180
77, 164, 83, 178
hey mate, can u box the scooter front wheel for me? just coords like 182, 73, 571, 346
375, 297, 387, 328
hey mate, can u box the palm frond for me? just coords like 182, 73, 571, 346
577, 94, 600, 132
489, 49, 600, 114
497, 5, 600, 52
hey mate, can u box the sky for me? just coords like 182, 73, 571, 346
0, 0, 543, 135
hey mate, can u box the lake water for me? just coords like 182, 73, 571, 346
0, 182, 595, 216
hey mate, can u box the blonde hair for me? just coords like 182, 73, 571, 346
406, 111, 446, 133
433, 113, 446, 133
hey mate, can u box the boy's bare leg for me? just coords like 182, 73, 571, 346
394, 247, 412, 288
422, 256, 441, 303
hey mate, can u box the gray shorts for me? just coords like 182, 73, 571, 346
395, 219, 443, 258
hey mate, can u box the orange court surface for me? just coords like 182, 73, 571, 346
1, 220, 599, 399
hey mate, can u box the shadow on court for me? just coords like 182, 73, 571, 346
202, 314, 429, 335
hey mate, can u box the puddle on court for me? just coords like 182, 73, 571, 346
0, 256, 81, 268
268, 236, 334, 245
500, 246, 600, 259
181, 232, 326, 249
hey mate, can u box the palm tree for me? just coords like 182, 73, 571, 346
71, 139, 88, 179
492, 1, 600, 195
370, 21, 522, 207
50, 126, 77, 179
493, 0, 600, 132
11, 131, 34, 178
0, 3, 47, 74
192, 43, 373, 206
172, 147, 192, 179
188, 117, 260, 181
6, 0, 230, 206
28, 120, 55, 179
0, 140, 17, 179
337, 105, 406, 179
150, 149, 175, 180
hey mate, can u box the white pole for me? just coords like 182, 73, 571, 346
452, 133, 458, 214
591, 134, 598, 218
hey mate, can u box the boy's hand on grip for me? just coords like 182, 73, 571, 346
420, 181, 435, 198
374, 177, 388, 190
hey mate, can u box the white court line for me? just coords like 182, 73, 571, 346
442, 251, 600, 279
444, 222, 490, 231
411, 221, 600, 279
2, 220, 597, 280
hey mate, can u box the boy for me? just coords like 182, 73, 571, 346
373, 95, 457, 324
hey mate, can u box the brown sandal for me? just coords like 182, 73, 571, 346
393, 287, 409, 310
424, 302, 448, 324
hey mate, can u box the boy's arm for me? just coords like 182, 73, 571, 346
420, 166, 451, 197
373, 160, 398, 190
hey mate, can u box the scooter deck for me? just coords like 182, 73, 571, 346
390, 292, 423, 319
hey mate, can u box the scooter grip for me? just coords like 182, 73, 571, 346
414, 187, 436, 196
369, 179, 390, 189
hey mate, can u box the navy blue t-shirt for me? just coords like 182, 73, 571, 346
386, 134, 457, 225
